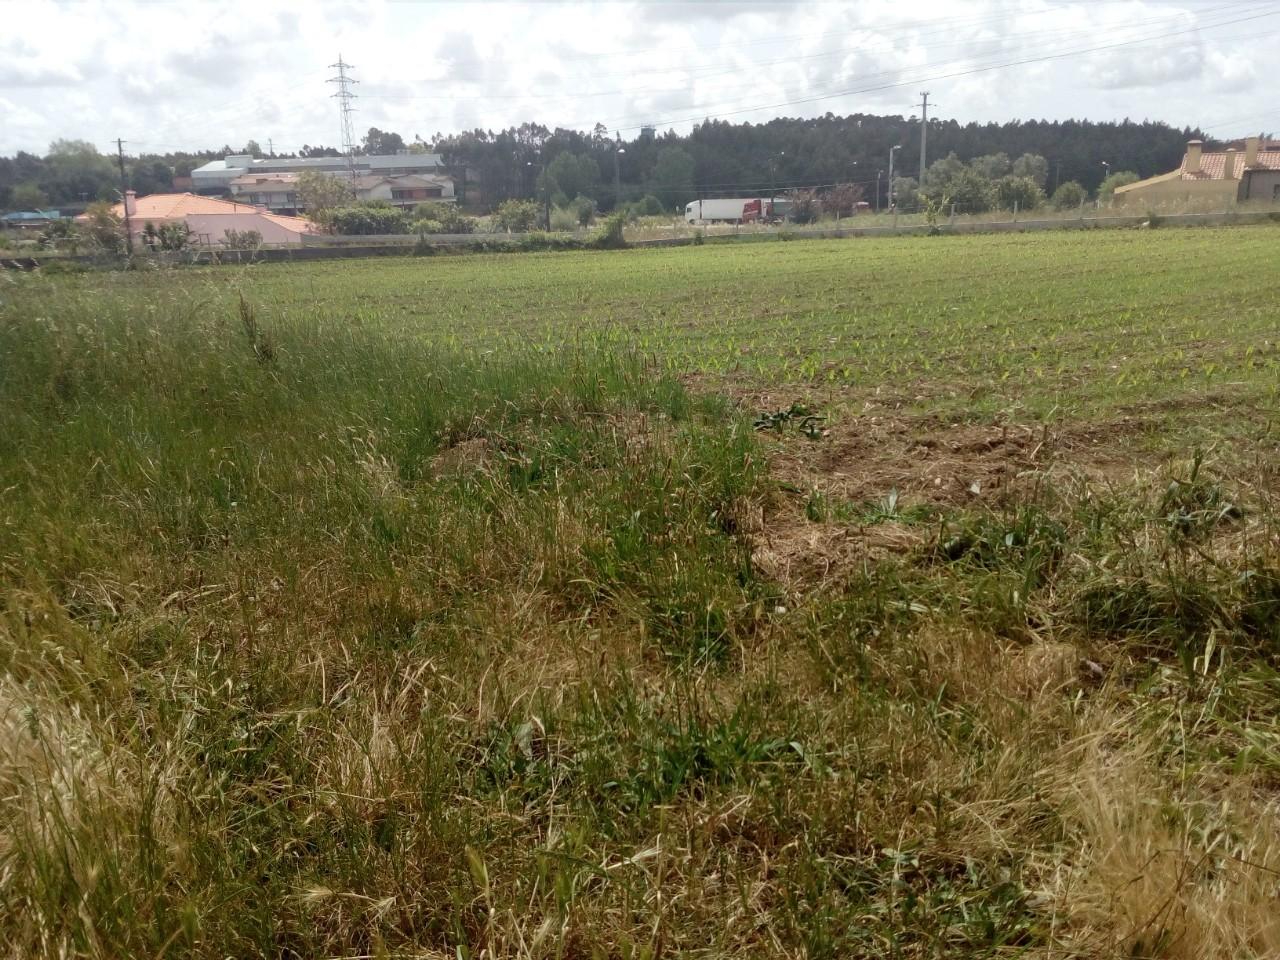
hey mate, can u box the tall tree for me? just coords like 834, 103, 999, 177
648, 146, 695, 206
11, 182, 48, 209
296, 171, 355, 227
362, 127, 406, 155
538, 151, 600, 204
43, 139, 117, 204
1011, 153, 1049, 188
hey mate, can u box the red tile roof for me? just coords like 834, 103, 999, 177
1182, 142, 1280, 180
76, 193, 317, 234
91, 193, 276, 219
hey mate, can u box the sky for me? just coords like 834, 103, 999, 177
2, 0, 1277, 157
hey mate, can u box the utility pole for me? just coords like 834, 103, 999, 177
614, 134, 625, 211
328, 55, 359, 174
114, 137, 133, 255
916, 91, 931, 186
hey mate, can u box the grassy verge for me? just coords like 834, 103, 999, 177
2, 244, 1279, 958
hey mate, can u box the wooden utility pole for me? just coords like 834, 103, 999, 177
916, 92, 931, 186
114, 138, 133, 254
614, 134, 624, 211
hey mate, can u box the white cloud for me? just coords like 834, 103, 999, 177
0, 0, 1273, 154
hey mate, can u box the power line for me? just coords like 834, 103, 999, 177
360, 2, 1243, 105
562, 4, 1280, 133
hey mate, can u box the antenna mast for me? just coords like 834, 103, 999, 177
328, 55, 359, 172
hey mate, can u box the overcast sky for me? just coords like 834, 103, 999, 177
3, 0, 1277, 156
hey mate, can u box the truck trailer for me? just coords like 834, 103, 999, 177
684, 197, 788, 224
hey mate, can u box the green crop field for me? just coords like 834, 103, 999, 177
3, 226, 1279, 959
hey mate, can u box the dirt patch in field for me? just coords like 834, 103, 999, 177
429, 437, 494, 477
764, 415, 1141, 508
751, 517, 926, 589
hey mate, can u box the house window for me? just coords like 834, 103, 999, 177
426, 187, 442, 197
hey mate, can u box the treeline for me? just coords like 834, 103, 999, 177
3, 115, 1207, 214
432, 114, 1207, 211
0, 139, 342, 212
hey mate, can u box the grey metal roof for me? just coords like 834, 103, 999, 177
1, 210, 63, 220
193, 153, 444, 176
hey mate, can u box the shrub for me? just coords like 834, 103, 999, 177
549, 206, 578, 232
630, 194, 664, 217
926, 168, 995, 214
1050, 181, 1088, 211
328, 202, 410, 236
570, 195, 597, 227
81, 202, 123, 254
413, 202, 475, 234
994, 176, 1045, 212
38, 219, 77, 252
1099, 171, 1140, 203
493, 199, 540, 232
823, 182, 864, 218
589, 211, 627, 249
787, 190, 820, 224
223, 229, 263, 249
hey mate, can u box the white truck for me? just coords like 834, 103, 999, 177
684, 197, 788, 224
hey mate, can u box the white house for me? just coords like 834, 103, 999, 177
350, 174, 455, 208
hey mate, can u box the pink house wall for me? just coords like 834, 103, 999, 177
181, 213, 308, 245
129, 213, 310, 246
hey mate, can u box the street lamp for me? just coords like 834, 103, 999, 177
526, 150, 549, 230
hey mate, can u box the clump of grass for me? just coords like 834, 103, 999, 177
1157, 449, 1242, 543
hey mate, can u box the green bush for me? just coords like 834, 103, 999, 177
1050, 181, 1088, 211
994, 176, 1045, 212
925, 168, 995, 214
329, 202, 410, 236
222, 229, 263, 250
570, 195, 597, 226
589, 211, 627, 249
549, 206, 578, 231
1099, 171, 1140, 203
493, 199, 540, 232
630, 194, 664, 217
413, 202, 475, 234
